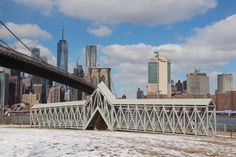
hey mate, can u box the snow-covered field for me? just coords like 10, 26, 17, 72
0, 126, 236, 157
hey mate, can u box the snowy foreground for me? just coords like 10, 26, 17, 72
0, 127, 236, 157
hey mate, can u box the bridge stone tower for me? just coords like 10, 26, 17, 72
85, 68, 111, 89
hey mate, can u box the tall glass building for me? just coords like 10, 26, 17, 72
57, 27, 68, 72
147, 52, 171, 97
85, 45, 97, 69
56, 27, 68, 101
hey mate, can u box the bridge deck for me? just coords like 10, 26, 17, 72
0, 45, 95, 93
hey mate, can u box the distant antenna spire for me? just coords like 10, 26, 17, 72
62, 25, 64, 40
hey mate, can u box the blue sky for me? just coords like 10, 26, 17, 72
1, 0, 236, 98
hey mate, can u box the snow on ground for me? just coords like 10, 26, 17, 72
0, 126, 236, 157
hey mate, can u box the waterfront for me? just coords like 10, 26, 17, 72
216, 116, 236, 130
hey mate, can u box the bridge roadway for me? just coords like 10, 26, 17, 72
0, 45, 95, 93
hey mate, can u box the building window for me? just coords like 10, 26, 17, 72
148, 62, 158, 83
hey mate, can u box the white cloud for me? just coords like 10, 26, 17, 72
100, 43, 157, 65
99, 43, 157, 97
186, 14, 236, 51
15, 0, 217, 26
0, 22, 52, 40
208, 71, 222, 94
13, 39, 56, 66
87, 25, 112, 37
57, 0, 217, 25
99, 14, 236, 97
14, 0, 55, 15
159, 14, 236, 68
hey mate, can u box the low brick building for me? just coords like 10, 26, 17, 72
215, 91, 236, 111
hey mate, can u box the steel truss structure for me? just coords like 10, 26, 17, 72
31, 82, 216, 136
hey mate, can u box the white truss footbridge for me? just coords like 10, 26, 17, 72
30, 82, 216, 136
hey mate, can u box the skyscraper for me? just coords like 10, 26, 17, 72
57, 26, 68, 72
175, 80, 183, 93
7, 69, 21, 105
0, 72, 9, 109
71, 63, 84, 100
41, 56, 48, 103
137, 88, 145, 99
217, 73, 233, 93
74, 63, 84, 77
85, 45, 97, 69
187, 69, 209, 95
31, 48, 42, 103
147, 52, 171, 97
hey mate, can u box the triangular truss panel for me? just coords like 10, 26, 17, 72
30, 82, 216, 136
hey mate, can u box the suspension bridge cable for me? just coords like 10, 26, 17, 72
0, 20, 45, 63
0, 39, 14, 49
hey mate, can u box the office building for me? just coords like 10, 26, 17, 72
21, 76, 33, 94
85, 45, 97, 69
9, 75, 21, 105
47, 86, 65, 103
57, 26, 68, 72
175, 80, 183, 93
217, 73, 233, 93
4, 69, 21, 105
171, 80, 177, 96
70, 63, 84, 101
74, 63, 84, 77
40, 56, 48, 103
22, 93, 40, 106
47, 87, 60, 103
2, 68, 21, 106
183, 80, 187, 93
0, 72, 9, 109
137, 88, 145, 99
147, 51, 171, 97
215, 91, 236, 111
30, 48, 45, 102
187, 69, 209, 95
31, 47, 42, 85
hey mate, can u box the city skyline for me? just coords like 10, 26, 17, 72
1, 0, 236, 97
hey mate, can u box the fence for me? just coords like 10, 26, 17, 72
0, 112, 30, 125
215, 116, 236, 138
